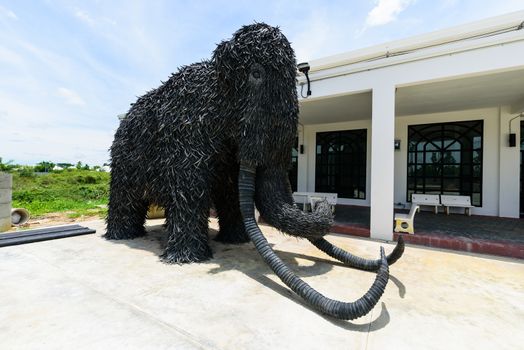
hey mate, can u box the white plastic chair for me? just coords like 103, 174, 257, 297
308, 194, 337, 213
394, 204, 419, 234
308, 196, 324, 211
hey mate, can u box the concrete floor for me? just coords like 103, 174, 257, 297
0, 219, 523, 350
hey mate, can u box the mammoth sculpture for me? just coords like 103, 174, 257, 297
106, 23, 404, 320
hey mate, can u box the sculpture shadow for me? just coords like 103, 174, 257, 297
106, 223, 401, 330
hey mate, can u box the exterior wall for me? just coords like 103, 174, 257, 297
297, 106, 520, 217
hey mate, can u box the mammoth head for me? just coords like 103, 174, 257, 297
212, 23, 299, 168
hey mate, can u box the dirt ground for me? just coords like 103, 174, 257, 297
9, 212, 104, 231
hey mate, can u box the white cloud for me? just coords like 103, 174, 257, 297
74, 10, 95, 27
0, 5, 18, 20
74, 8, 117, 28
365, 0, 414, 27
439, 0, 458, 10
57, 87, 86, 106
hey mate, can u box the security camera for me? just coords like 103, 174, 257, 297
297, 62, 311, 97
297, 62, 310, 74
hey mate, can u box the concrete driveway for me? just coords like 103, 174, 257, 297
0, 218, 522, 350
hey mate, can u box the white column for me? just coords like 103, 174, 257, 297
370, 85, 395, 240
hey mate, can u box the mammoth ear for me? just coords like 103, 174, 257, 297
212, 40, 235, 92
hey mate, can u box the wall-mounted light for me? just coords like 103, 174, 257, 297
297, 62, 311, 98
394, 139, 401, 150
508, 133, 516, 147
508, 113, 523, 147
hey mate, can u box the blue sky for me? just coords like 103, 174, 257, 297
1, 0, 523, 166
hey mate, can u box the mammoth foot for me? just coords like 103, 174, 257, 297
309, 235, 405, 272
104, 227, 146, 240
160, 246, 213, 264
214, 226, 250, 244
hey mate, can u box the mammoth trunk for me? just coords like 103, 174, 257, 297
238, 163, 390, 320
251, 166, 406, 272
253, 167, 333, 238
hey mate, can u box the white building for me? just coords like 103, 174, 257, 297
294, 11, 524, 241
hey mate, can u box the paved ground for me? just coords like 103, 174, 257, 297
1, 218, 523, 350
334, 205, 524, 243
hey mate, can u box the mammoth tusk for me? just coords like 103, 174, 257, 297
308, 235, 405, 272
238, 164, 389, 320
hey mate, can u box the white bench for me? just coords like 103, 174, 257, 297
394, 204, 419, 234
411, 194, 442, 214
440, 195, 474, 216
292, 192, 338, 212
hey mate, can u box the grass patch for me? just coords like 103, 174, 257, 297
12, 169, 110, 218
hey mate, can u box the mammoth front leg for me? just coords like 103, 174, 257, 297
161, 189, 213, 264
212, 162, 249, 244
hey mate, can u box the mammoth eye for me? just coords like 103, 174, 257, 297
249, 64, 265, 83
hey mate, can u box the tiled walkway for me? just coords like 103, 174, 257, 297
331, 205, 524, 258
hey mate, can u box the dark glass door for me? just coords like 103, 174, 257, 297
407, 120, 483, 205
315, 129, 367, 199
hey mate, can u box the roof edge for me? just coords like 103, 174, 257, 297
305, 10, 524, 72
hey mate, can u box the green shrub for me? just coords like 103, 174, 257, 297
11, 169, 110, 217
19, 166, 35, 177
84, 175, 97, 184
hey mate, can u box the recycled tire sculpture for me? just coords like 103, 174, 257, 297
106, 23, 404, 320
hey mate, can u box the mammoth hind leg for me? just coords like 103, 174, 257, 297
214, 201, 250, 244
212, 161, 249, 244
105, 181, 148, 240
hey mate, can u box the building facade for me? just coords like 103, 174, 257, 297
294, 11, 524, 241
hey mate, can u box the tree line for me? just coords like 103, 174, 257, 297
0, 158, 109, 174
